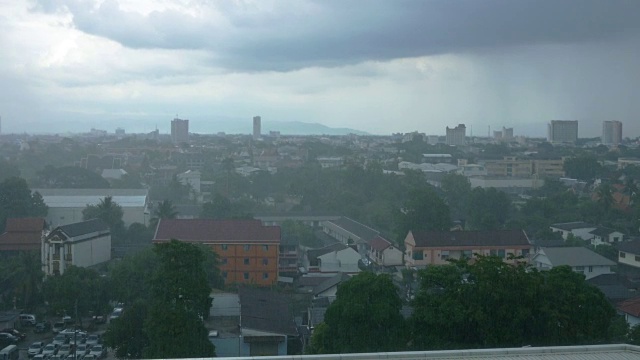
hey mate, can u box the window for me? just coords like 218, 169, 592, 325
497, 249, 506, 258
575, 266, 585, 271
244, 244, 251, 251
221, 258, 228, 265
620, 252, 626, 258
441, 251, 449, 260
221, 244, 228, 251
521, 249, 530, 256
588, 266, 593, 272
613, 236, 620, 242
413, 250, 424, 260
262, 258, 269, 266
490, 249, 497, 257
222, 271, 227, 279
243, 272, 249, 280
263, 272, 269, 279
262, 245, 269, 251
462, 250, 473, 259
244, 258, 250, 265
636, 256, 640, 262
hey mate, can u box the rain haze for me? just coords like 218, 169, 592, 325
1, 0, 640, 137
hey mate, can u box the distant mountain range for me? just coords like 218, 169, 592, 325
192, 118, 369, 136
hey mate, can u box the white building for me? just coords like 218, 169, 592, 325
42, 219, 111, 276
306, 243, 361, 274
368, 236, 403, 266
35, 188, 149, 227
177, 170, 202, 202
549, 222, 597, 241
446, 124, 466, 146
531, 247, 615, 280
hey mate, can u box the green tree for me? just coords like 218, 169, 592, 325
468, 187, 512, 230
308, 272, 405, 354
149, 200, 178, 230
280, 220, 321, 248
564, 155, 603, 181
104, 300, 149, 359
0, 177, 48, 232
42, 266, 111, 318
82, 196, 125, 240
395, 186, 451, 244
0, 251, 44, 310
35, 165, 111, 188
410, 256, 615, 350
108, 248, 159, 305
441, 174, 472, 221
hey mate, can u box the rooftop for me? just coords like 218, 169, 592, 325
57, 219, 110, 238
550, 221, 596, 231
536, 247, 616, 267
0, 218, 45, 252
410, 229, 530, 248
153, 219, 280, 243
35, 188, 148, 208
324, 217, 380, 242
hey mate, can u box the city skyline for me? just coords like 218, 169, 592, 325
1, 1, 640, 137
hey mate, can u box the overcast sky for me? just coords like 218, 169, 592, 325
1, 0, 640, 137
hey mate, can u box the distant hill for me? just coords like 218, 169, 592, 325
264, 121, 368, 135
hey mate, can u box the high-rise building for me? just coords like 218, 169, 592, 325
547, 120, 578, 144
446, 124, 466, 146
602, 121, 622, 146
253, 116, 261, 139
171, 118, 189, 144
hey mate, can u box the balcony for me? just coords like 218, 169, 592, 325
52, 254, 60, 260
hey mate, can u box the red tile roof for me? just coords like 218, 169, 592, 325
0, 218, 46, 252
369, 235, 393, 252
618, 296, 640, 317
153, 219, 280, 243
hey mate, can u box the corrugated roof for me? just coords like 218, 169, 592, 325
369, 235, 393, 252
590, 227, 619, 237
411, 229, 530, 248
153, 219, 280, 243
58, 219, 110, 237
550, 221, 596, 231
618, 240, 640, 255
34, 189, 148, 208
0, 218, 45, 252
325, 217, 380, 242
4, 218, 45, 232
307, 243, 348, 261
618, 297, 640, 317
313, 273, 350, 296
538, 247, 616, 267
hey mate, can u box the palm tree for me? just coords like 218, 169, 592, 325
625, 178, 639, 206
149, 200, 178, 229
596, 183, 614, 215
2, 251, 44, 309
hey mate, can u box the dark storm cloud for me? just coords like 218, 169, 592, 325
31, 0, 640, 71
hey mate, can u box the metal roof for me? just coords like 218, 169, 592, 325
34, 189, 148, 208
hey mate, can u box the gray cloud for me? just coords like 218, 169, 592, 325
31, 0, 640, 72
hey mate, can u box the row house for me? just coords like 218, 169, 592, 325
321, 217, 379, 255
305, 243, 360, 274
531, 247, 615, 280
404, 229, 532, 267
153, 219, 280, 286
42, 219, 111, 276
368, 235, 403, 267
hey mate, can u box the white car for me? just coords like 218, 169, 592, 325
28, 341, 45, 357
75, 344, 91, 357
89, 345, 106, 359
42, 344, 58, 357
57, 344, 72, 357
84, 335, 100, 347
33, 354, 51, 360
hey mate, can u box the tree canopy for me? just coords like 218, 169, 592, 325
410, 256, 616, 350
0, 177, 48, 232
307, 272, 405, 354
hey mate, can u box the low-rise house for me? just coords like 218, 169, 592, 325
312, 273, 351, 299
153, 219, 280, 286
404, 229, 532, 267
617, 297, 640, 327
306, 243, 361, 274
322, 217, 380, 254
587, 274, 637, 305
589, 227, 626, 246
549, 222, 597, 241
618, 240, 640, 269
0, 218, 47, 255
531, 247, 615, 280
42, 219, 111, 276
368, 236, 403, 266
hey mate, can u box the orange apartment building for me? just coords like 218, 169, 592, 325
153, 219, 280, 286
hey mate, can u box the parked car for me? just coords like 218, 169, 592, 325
81, 354, 97, 360
62, 316, 73, 325
57, 344, 72, 357
89, 345, 106, 359
84, 335, 100, 347
59, 329, 86, 338
42, 344, 59, 357
52, 322, 65, 334
28, 341, 46, 357
52, 334, 69, 347
1, 329, 25, 341
0, 333, 18, 344
49, 355, 63, 360
108, 308, 122, 323
91, 315, 105, 325
34, 322, 52, 334
75, 344, 91, 357
33, 353, 52, 360
20, 314, 37, 326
